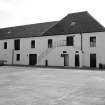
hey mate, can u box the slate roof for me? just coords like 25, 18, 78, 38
0, 11, 105, 40
0, 21, 58, 40
44, 11, 105, 35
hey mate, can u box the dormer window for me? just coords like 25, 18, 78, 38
70, 22, 76, 26
7, 31, 11, 34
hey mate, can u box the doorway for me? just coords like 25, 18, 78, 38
75, 54, 80, 67
64, 54, 69, 66
90, 54, 96, 68
29, 54, 37, 65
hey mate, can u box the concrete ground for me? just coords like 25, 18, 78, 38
0, 66, 105, 105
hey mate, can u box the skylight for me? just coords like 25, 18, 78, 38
70, 22, 76, 26
7, 31, 11, 34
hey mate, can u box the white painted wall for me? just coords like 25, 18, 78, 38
35, 34, 82, 67
0, 32, 105, 68
41, 46, 82, 67
0, 39, 14, 64
82, 32, 105, 68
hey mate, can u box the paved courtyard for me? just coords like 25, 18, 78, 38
0, 66, 105, 105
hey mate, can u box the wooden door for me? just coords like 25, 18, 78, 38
29, 54, 37, 65
90, 54, 96, 68
75, 54, 80, 67
64, 54, 69, 66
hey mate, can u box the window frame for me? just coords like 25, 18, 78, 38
90, 36, 96, 47
14, 39, 20, 50
48, 39, 53, 48
31, 40, 35, 48
66, 36, 74, 46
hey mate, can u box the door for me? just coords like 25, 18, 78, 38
29, 54, 37, 65
90, 54, 96, 68
75, 54, 80, 67
64, 54, 69, 66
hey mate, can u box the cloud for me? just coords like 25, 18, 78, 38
0, 0, 15, 3
0, 10, 11, 27
0, 0, 105, 28
0, 1, 17, 27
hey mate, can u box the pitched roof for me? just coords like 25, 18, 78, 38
0, 11, 105, 40
44, 11, 105, 35
0, 21, 58, 40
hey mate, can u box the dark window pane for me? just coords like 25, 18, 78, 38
14, 39, 20, 50
90, 37, 96, 47
66, 36, 74, 46
4, 42, 7, 49
16, 54, 20, 61
48, 39, 53, 48
63, 51, 67, 53
31, 40, 35, 48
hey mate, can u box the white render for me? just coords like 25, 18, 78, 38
0, 31, 105, 68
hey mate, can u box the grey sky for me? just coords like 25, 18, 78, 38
0, 0, 105, 28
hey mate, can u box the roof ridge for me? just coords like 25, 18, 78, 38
43, 11, 105, 36
0, 21, 58, 30
86, 12, 105, 29
67, 11, 88, 16
42, 21, 59, 35
0, 11, 105, 40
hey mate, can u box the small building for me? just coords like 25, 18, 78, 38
0, 11, 105, 68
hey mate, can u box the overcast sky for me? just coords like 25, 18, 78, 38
0, 0, 105, 28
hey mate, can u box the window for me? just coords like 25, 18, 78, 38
75, 51, 79, 53
90, 37, 96, 47
48, 39, 53, 48
66, 36, 74, 46
31, 40, 35, 48
16, 54, 20, 61
4, 42, 7, 49
70, 22, 76, 26
63, 51, 67, 53
14, 39, 20, 50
